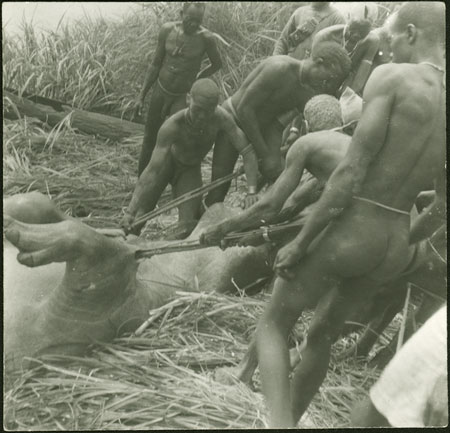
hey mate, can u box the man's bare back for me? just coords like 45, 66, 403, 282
243, 3, 446, 427
231, 57, 315, 126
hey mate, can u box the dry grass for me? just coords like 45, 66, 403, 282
4, 291, 382, 430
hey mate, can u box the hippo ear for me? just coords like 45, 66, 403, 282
364, 5, 368, 19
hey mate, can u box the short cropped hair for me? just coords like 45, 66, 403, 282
395, 2, 445, 43
190, 78, 220, 103
303, 94, 342, 132
312, 41, 352, 80
183, 2, 206, 13
348, 19, 372, 39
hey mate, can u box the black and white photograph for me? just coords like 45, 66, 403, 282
3, 1, 447, 429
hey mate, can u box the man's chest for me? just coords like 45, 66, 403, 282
166, 29, 206, 60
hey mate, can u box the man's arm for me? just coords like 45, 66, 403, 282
125, 125, 174, 220
350, 34, 380, 96
200, 139, 308, 245
137, 24, 171, 103
236, 60, 281, 175
409, 168, 446, 244
216, 107, 258, 195
277, 177, 324, 222
273, 11, 297, 56
285, 66, 397, 256
197, 31, 222, 79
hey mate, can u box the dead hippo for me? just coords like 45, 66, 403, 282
4, 192, 272, 372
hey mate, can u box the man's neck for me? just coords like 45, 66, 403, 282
408, 44, 444, 68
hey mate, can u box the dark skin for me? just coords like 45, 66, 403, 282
202, 130, 350, 385
230, 55, 343, 180
202, 130, 350, 242
250, 14, 445, 426
313, 23, 382, 95
135, 6, 222, 111
135, 5, 222, 175
122, 93, 258, 235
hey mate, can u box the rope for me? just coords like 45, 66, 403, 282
131, 167, 244, 229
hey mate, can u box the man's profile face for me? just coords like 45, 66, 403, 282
188, 95, 217, 128
182, 6, 204, 35
314, 62, 342, 94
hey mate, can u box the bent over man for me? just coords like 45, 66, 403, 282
205, 42, 351, 207
135, 2, 222, 176
122, 79, 258, 238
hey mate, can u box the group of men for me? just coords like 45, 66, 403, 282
121, 1, 446, 428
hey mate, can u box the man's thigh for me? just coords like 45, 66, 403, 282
173, 164, 203, 222
168, 94, 187, 117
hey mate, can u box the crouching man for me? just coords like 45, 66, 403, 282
121, 79, 258, 238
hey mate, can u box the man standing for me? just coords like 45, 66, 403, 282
121, 79, 258, 238
205, 42, 351, 207
273, 2, 345, 60
135, 3, 222, 176
210, 2, 445, 427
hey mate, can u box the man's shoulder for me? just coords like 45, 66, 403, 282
160, 110, 186, 134
369, 63, 404, 87
263, 55, 295, 70
196, 26, 215, 39
160, 22, 177, 35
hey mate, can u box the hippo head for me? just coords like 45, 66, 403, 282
4, 217, 144, 372
4, 193, 272, 372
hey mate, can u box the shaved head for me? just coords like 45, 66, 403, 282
190, 79, 220, 104
394, 2, 445, 44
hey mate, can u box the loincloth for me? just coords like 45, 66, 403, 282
370, 304, 447, 427
153, 79, 187, 120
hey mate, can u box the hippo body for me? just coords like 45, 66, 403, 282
4, 193, 271, 371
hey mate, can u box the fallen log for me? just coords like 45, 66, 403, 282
3, 90, 144, 141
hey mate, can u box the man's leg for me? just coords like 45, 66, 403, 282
168, 94, 187, 116
255, 272, 320, 428
290, 283, 370, 424
133, 156, 175, 235
261, 121, 284, 183
351, 398, 390, 427
172, 164, 203, 239
138, 85, 166, 176
204, 131, 240, 207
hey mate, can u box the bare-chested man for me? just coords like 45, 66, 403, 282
204, 42, 351, 207
313, 17, 393, 96
209, 2, 446, 427
135, 2, 222, 176
202, 94, 348, 243
121, 79, 258, 238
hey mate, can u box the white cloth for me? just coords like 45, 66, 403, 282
340, 86, 363, 125
370, 304, 448, 427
